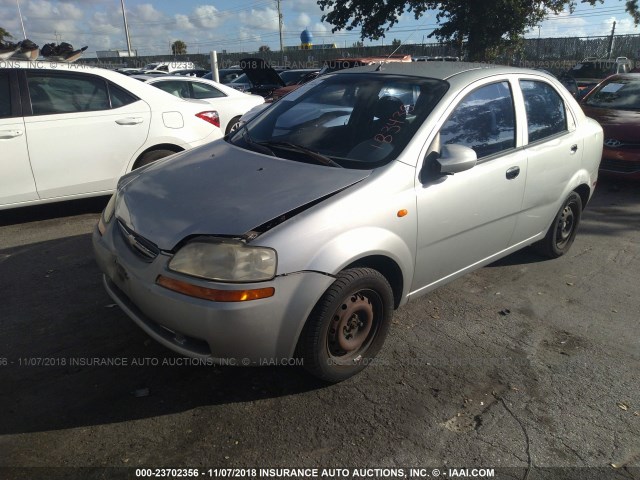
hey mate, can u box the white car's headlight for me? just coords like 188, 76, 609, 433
98, 193, 117, 235
169, 239, 277, 282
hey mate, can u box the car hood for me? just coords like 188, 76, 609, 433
240, 57, 285, 87
116, 141, 371, 250
581, 105, 640, 141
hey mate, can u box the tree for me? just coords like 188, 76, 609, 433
317, 0, 640, 60
391, 38, 401, 47
171, 40, 187, 55
0, 27, 12, 43
258, 45, 271, 52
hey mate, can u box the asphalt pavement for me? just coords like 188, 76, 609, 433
0, 178, 638, 480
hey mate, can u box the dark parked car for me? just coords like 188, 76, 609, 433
567, 56, 632, 98
581, 73, 640, 179
203, 68, 243, 84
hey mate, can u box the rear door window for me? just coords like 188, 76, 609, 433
520, 80, 567, 142
108, 83, 138, 108
0, 72, 12, 118
27, 72, 110, 115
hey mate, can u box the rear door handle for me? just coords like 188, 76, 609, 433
0, 130, 24, 139
115, 117, 144, 125
506, 166, 520, 180
570, 144, 578, 154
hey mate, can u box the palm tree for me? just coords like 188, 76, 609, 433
171, 40, 187, 55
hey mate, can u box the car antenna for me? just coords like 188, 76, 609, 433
380, 17, 432, 69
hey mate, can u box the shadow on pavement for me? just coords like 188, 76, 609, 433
0, 232, 323, 436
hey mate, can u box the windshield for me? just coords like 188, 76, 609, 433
584, 77, 640, 110
232, 73, 249, 84
228, 73, 448, 169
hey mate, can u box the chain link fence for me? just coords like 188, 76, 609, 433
81, 34, 640, 74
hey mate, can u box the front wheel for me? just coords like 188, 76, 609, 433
297, 268, 394, 383
535, 191, 583, 258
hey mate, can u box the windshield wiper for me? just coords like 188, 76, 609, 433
234, 123, 276, 157
257, 141, 343, 168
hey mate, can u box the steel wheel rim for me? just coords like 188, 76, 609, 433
326, 289, 382, 365
556, 203, 575, 248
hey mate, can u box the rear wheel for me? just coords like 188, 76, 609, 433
225, 116, 242, 135
134, 149, 176, 169
535, 191, 582, 258
298, 268, 393, 383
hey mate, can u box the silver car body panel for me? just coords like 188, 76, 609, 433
93, 226, 334, 360
115, 141, 370, 250
94, 63, 602, 361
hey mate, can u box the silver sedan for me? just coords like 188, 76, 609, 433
93, 62, 603, 382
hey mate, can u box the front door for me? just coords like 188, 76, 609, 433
412, 80, 527, 296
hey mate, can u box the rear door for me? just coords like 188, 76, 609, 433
0, 69, 37, 206
510, 78, 583, 243
21, 70, 151, 199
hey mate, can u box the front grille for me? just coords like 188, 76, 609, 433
117, 220, 160, 261
604, 140, 640, 149
600, 159, 640, 174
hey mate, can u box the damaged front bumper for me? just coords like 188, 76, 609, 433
93, 220, 333, 363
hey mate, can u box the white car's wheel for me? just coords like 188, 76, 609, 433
226, 116, 243, 135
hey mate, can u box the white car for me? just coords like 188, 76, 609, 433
133, 75, 265, 134
0, 61, 223, 210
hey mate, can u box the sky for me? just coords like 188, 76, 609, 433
0, 0, 638, 57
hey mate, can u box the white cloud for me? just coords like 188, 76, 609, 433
191, 5, 222, 29
175, 14, 195, 31
239, 6, 280, 32
296, 13, 311, 29
134, 4, 164, 23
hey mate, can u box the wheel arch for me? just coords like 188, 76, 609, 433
573, 183, 591, 210
131, 143, 185, 170
343, 255, 404, 309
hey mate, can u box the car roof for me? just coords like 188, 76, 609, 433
131, 73, 257, 97
1, 61, 213, 107
336, 61, 546, 82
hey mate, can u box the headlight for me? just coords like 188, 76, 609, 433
98, 193, 117, 235
169, 238, 277, 282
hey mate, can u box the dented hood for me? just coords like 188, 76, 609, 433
116, 141, 370, 250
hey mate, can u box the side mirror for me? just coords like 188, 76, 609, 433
437, 144, 477, 175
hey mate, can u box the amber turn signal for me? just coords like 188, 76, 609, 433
156, 275, 275, 302
397, 209, 408, 217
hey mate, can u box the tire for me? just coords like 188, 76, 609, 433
134, 149, 176, 169
297, 268, 394, 383
534, 191, 582, 258
225, 116, 242, 135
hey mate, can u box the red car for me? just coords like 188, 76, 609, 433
581, 74, 640, 179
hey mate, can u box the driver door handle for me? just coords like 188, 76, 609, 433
570, 144, 578, 154
506, 166, 520, 180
